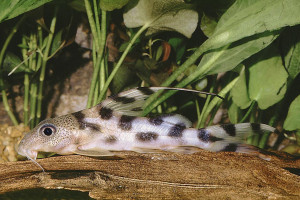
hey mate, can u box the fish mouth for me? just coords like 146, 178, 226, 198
17, 147, 38, 160
27, 150, 38, 160
18, 149, 45, 171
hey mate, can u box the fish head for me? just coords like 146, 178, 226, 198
17, 114, 82, 160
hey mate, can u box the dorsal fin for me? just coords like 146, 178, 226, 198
99, 87, 222, 117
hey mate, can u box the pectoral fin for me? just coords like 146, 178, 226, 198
73, 148, 114, 157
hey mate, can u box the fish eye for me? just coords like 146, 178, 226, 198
40, 124, 56, 136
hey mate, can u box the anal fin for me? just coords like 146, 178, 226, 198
222, 143, 273, 161
167, 146, 203, 154
131, 147, 165, 154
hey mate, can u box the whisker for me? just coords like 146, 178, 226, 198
25, 152, 45, 172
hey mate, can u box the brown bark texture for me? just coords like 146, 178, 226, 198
0, 151, 299, 199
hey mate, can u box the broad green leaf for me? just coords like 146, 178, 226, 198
198, 31, 279, 75
248, 44, 288, 109
100, 0, 129, 11
281, 25, 300, 79
200, 0, 300, 53
284, 95, 300, 130
200, 14, 217, 37
199, 0, 235, 37
123, 0, 198, 38
0, 0, 52, 23
231, 66, 252, 109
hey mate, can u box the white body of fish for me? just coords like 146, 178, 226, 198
18, 87, 278, 161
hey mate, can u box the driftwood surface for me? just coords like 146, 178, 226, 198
0, 150, 299, 199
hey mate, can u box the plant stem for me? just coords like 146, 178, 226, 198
22, 37, 31, 126
0, 17, 24, 125
195, 99, 201, 124
36, 8, 58, 124
28, 26, 43, 128
86, 10, 107, 108
29, 84, 37, 128
99, 57, 105, 91
99, 10, 107, 90
93, 81, 99, 105
200, 77, 239, 126
239, 101, 256, 123
93, 0, 101, 40
84, 0, 100, 51
87, 43, 101, 107
97, 23, 149, 103
196, 79, 215, 128
258, 133, 270, 149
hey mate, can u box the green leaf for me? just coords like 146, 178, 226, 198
111, 63, 139, 94
100, 0, 129, 11
199, 0, 235, 37
284, 95, 300, 130
0, 0, 52, 23
2, 52, 30, 74
168, 37, 186, 63
123, 0, 198, 38
68, 0, 86, 12
228, 99, 242, 124
200, 0, 300, 53
248, 44, 288, 110
200, 13, 218, 37
231, 44, 289, 110
231, 66, 252, 109
281, 25, 300, 79
50, 29, 63, 55
198, 31, 279, 75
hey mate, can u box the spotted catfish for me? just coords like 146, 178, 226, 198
18, 87, 280, 164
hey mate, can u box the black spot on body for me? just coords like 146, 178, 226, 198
149, 116, 163, 125
85, 123, 101, 132
111, 96, 135, 104
72, 112, 87, 130
137, 87, 154, 95
250, 123, 264, 142
251, 123, 261, 132
221, 143, 238, 152
72, 112, 101, 131
168, 123, 186, 137
198, 129, 223, 143
72, 111, 85, 129
100, 107, 113, 120
136, 132, 158, 141
221, 124, 236, 136
72, 111, 85, 121
119, 115, 136, 131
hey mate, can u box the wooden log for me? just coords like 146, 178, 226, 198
0, 151, 299, 199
